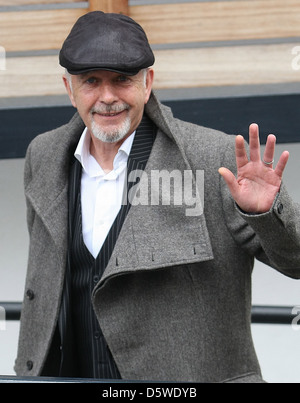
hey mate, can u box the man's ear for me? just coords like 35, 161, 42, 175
144, 68, 154, 104
62, 75, 77, 108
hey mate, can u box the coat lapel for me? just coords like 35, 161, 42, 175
25, 113, 85, 255
97, 94, 214, 286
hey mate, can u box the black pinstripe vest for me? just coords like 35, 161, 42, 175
59, 114, 156, 379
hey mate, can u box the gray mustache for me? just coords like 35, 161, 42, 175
91, 104, 130, 114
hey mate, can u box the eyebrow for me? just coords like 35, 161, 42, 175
78, 72, 94, 79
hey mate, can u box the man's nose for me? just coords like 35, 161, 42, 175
98, 83, 118, 105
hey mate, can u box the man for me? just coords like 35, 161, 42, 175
15, 11, 300, 382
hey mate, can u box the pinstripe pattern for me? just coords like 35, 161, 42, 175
58, 114, 156, 379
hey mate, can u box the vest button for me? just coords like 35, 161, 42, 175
26, 360, 33, 371
93, 275, 100, 284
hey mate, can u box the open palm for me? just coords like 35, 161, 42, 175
219, 124, 290, 214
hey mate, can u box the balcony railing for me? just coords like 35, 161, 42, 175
0, 302, 296, 325
0, 302, 298, 384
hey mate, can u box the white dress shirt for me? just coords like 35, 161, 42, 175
74, 128, 135, 258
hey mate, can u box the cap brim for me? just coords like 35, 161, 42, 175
66, 66, 141, 76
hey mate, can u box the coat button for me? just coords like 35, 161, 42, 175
26, 289, 35, 300
277, 203, 284, 214
26, 360, 33, 371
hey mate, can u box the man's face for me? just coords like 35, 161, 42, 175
63, 69, 154, 143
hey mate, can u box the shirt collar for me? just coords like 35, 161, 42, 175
74, 128, 136, 178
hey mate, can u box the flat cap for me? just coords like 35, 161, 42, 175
59, 11, 155, 76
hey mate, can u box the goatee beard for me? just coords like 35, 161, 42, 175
90, 104, 132, 143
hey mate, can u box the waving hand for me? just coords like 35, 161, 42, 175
219, 124, 290, 214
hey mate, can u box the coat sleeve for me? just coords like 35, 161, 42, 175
220, 137, 300, 279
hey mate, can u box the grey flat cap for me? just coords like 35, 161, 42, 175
59, 11, 155, 76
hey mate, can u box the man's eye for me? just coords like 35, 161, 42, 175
86, 77, 97, 84
117, 75, 130, 83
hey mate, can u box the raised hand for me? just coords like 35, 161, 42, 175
219, 124, 290, 214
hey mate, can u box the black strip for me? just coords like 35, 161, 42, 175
164, 94, 300, 145
1, 94, 300, 159
0, 106, 76, 159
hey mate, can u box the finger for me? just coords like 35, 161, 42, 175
249, 123, 261, 162
235, 135, 249, 169
275, 151, 290, 178
263, 134, 276, 168
218, 167, 240, 199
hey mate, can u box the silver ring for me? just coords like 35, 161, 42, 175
263, 158, 274, 166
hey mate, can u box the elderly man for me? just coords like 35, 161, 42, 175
15, 11, 300, 383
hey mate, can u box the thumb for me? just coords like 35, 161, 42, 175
218, 167, 239, 198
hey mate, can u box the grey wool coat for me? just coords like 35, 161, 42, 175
15, 92, 300, 383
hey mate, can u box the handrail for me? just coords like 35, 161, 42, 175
1, 302, 22, 321
251, 305, 296, 325
0, 375, 127, 383
0, 302, 297, 325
